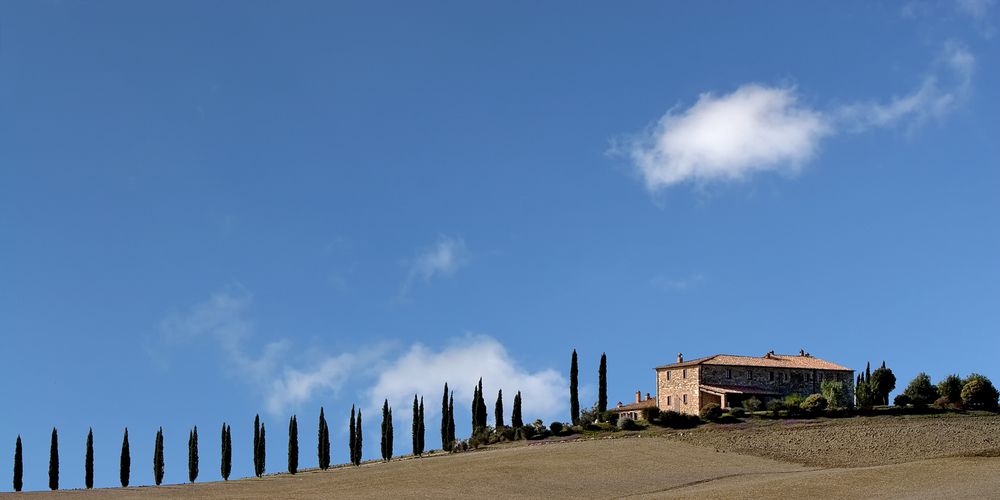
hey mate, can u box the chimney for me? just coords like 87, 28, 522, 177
635, 390, 642, 403
617, 402, 623, 409
646, 392, 652, 401
799, 349, 805, 356
677, 353, 684, 363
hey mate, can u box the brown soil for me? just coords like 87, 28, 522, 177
5, 413, 999, 499
660, 412, 1000, 467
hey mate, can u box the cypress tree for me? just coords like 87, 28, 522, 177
13, 435, 23, 492
253, 415, 261, 477
447, 392, 455, 445
495, 389, 505, 428
477, 378, 487, 431
221, 423, 232, 481
349, 405, 356, 466
153, 427, 164, 486
471, 383, 480, 431
85, 428, 94, 489
412, 395, 420, 456
318, 407, 330, 470
258, 423, 266, 477
188, 426, 199, 483
512, 391, 523, 428
387, 407, 394, 461
440, 383, 449, 450
381, 400, 389, 461
355, 409, 363, 466
120, 428, 130, 488
570, 349, 580, 424
49, 427, 59, 491
598, 352, 608, 413
288, 415, 298, 474
418, 397, 425, 455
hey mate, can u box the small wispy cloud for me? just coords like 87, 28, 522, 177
158, 287, 384, 415
837, 43, 974, 131
621, 44, 976, 192
158, 285, 289, 382
956, 0, 995, 19
651, 273, 705, 291
400, 235, 468, 297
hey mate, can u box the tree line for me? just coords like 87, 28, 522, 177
9, 349, 609, 492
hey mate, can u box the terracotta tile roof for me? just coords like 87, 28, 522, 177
614, 398, 657, 412
655, 353, 852, 371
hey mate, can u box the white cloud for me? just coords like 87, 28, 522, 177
838, 44, 974, 131
400, 235, 468, 296
159, 287, 376, 415
627, 85, 830, 191
367, 335, 566, 426
159, 289, 563, 423
956, 0, 995, 18
159, 286, 288, 381
625, 45, 976, 192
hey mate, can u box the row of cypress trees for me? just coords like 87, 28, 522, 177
440, 383, 456, 450
11, 381, 535, 491
348, 405, 362, 466
570, 350, 609, 424
411, 396, 425, 456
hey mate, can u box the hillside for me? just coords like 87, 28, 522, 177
6, 414, 1000, 499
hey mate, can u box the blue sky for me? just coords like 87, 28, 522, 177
2, 0, 999, 491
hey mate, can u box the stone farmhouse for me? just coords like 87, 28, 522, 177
614, 391, 657, 421
618, 350, 854, 417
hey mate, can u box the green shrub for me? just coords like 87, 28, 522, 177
579, 405, 601, 426
548, 422, 564, 435
784, 393, 805, 408
518, 425, 535, 439
729, 407, 746, 418
654, 411, 701, 429
937, 374, 963, 404
766, 399, 785, 417
893, 394, 911, 407
600, 411, 619, 425
500, 427, 516, 441
699, 403, 723, 421
617, 417, 639, 430
933, 396, 953, 409
820, 380, 848, 409
800, 394, 828, 414
961, 374, 999, 410
903, 373, 939, 407
641, 407, 660, 422
743, 397, 763, 412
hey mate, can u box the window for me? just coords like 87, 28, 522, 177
727, 369, 732, 379
682, 369, 687, 379
769, 371, 774, 381
683, 394, 688, 405
666, 371, 671, 381
667, 396, 672, 406
747, 370, 752, 380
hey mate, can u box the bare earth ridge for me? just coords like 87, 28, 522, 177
4, 414, 999, 499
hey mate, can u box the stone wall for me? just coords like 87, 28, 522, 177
656, 366, 703, 415
656, 364, 855, 415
